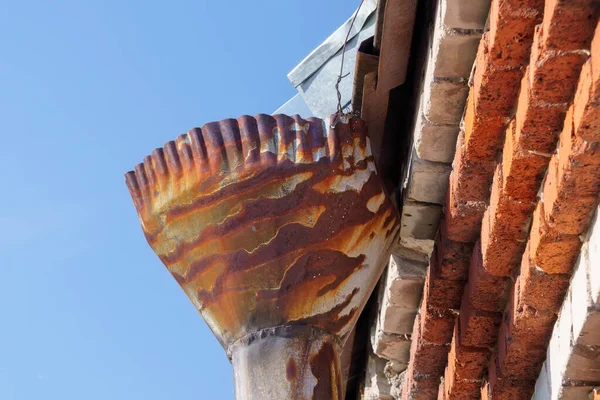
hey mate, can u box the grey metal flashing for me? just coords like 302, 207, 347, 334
296, 14, 376, 120
273, 93, 314, 117
287, 0, 378, 88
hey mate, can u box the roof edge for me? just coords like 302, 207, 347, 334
287, 0, 378, 87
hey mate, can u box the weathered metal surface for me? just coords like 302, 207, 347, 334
295, 17, 377, 120
352, 37, 380, 115
126, 114, 399, 399
360, 0, 418, 166
287, 0, 378, 88
231, 326, 342, 399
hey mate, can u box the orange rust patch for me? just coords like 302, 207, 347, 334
125, 115, 398, 348
286, 358, 297, 381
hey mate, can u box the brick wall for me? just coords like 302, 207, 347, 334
533, 205, 600, 398
399, 1, 600, 399
370, 1, 489, 393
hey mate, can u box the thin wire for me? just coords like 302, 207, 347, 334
333, 0, 366, 126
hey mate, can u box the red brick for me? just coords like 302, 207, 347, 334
480, 206, 527, 278
484, 353, 536, 399
472, 38, 524, 119
443, 365, 481, 399
559, 133, 600, 177
447, 322, 489, 381
502, 118, 551, 203
529, 25, 589, 105
487, 0, 542, 68
497, 285, 556, 382
459, 295, 502, 347
425, 265, 466, 310
464, 241, 512, 311
558, 108, 600, 170
544, 155, 599, 235
451, 130, 496, 201
463, 86, 510, 162
487, 163, 536, 241
445, 187, 487, 244
433, 218, 474, 281
573, 59, 600, 142
496, 322, 547, 380
409, 314, 451, 377
529, 201, 582, 274
481, 379, 535, 400
506, 282, 557, 347
519, 244, 571, 313
541, 0, 599, 51
479, 164, 534, 277
420, 287, 456, 345
404, 362, 441, 400
543, 109, 600, 234
514, 71, 566, 154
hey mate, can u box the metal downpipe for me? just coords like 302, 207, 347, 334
125, 114, 399, 399
231, 326, 342, 399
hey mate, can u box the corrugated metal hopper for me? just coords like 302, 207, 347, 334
125, 114, 399, 399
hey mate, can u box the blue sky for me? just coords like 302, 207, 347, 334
0, 1, 358, 398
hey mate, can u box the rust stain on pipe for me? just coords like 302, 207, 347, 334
126, 114, 399, 399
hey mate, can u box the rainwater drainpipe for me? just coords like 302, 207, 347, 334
125, 114, 399, 399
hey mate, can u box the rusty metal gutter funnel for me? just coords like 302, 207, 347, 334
125, 114, 399, 399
